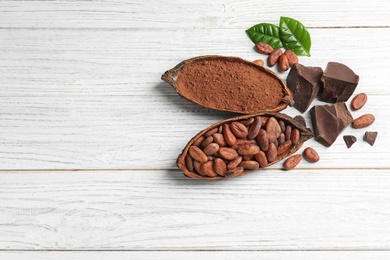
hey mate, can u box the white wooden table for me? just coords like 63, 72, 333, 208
1, 1, 390, 259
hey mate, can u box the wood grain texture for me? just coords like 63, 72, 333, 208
0, 28, 389, 169
0, 170, 389, 250
1, 251, 390, 260
0, 0, 389, 29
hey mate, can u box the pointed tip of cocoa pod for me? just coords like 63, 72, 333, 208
162, 55, 292, 114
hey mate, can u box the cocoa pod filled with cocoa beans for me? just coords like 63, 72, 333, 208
177, 112, 313, 180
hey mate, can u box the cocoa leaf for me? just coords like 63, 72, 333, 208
279, 17, 311, 56
246, 23, 283, 49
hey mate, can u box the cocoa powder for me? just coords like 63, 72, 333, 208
176, 59, 285, 113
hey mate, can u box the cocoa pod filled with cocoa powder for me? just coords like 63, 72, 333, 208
177, 112, 313, 180
162, 55, 293, 114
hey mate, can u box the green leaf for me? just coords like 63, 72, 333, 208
279, 17, 311, 56
246, 23, 284, 49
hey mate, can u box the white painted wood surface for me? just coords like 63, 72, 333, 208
0, 0, 390, 259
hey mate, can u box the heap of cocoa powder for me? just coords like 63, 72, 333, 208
176, 59, 285, 113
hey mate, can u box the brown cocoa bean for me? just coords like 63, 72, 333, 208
247, 116, 262, 139
237, 143, 260, 156
227, 156, 243, 169
222, 124, 237, 146
268, 48, 283, 67
256, 129, 269, 152
189, 145, 208, 163
255, 42, 273, 54
218, 147, 239, 160
284, 50, 299, 66
240, 160, 259, 170
185, 154, 194, 171
200, 136, 213, 149
277, 133, 286, 144
303, 147, 320, 163
214, 158, 227, 176
278, 120, 286, 133
231, 139, 256, 149
285, 125, 292, 141
201, 161, 218, 177
352, 114, 375, 128
230, 121, 248, 139
226, 166, 244, 177
351, 93, 367, 111
203, 143, 220, 156
193, 135, 204, 147
240, 118, 254, 126
204, 127, 218, 137
254, 151, 268, 168
266, 117, 282, 143
266, 142, 277, 162
283, 154, 302, 170
291, 128, 300, 144
212, 133, 227, 147
277, 140, 292, 155
253, 59, 264, 66
194, 161, 206, 176
278, 54, 289, 71
242, 155, 255, 161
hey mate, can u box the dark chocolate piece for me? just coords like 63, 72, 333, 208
310, 102, 353, 147
364, 131, 378, 146
319, 62, 359, 103
287, 64, 323, 112
343, 135, 357, 148
293, 115, 307, 127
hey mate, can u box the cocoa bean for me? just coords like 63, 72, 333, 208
240, 160, 259, 170
218, 147, 239, 160
277, 133, 286, 144
256, 129, 269, 152
226, 166, 244, 177
214, 158, 227, 176
284, 50, 299, 66
189, 146, 208, 163
230, 121, 248, 139
200, 136, 213, 149
268, 48, 283, 67
204, 127, 218, 137
285, 125, 292, 141
227, 156, 243, 170
254, 151, 268, 168
237, 143, 260, 156
253, 59, 264, 66
240, 118, 254, 126
203, 143, 219, 156
212, 133, 227, 147
303, 147, 320, 163
201, 161, 218, 177
222, 123, 237, 146
247, 116, 262, 139
185, 154, 194, 171
352, 114, 375, 128
193, 136, 204, 147
266, 117, 282, 143
278, 53, 289, 71
351, 93, 367, 111
255, 42, 274, 54
291, 128, 300, 144
277, 140, 292, 155
266, 142, 277, 162
193, 161, 206, 176
283, 154, 302, 170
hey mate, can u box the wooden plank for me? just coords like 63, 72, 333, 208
1, 251, 390, 260
0, 169, 389, 250
0, 28, 388, 169
0, 0, 389, 29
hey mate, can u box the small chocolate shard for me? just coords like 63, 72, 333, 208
287, 63, 323, 112
310, 102, 353, 147
343, 135, 357, 148
364, 131, 378, 146
319, 62, 359, 103
293, 115, 307, 127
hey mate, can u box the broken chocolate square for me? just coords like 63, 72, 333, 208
319, 62, 359, 103
287, 63, 323, 112
364, 131, 378, 146
343, 135, 357, 148
310, 102, 353, 147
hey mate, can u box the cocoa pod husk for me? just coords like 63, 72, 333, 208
177, 112, 313, 180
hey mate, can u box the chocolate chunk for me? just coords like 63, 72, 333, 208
287, 64, 323, 112
343, 135, 357, 148
364, 131, 378, 146
310, 102, 353, 147
319, 62, 359, 103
